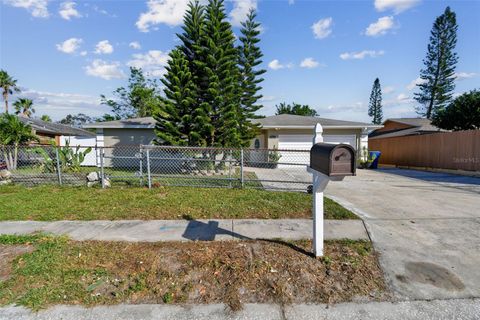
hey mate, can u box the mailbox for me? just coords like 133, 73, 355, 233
310, 143, 356, 177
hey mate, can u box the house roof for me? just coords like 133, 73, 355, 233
369, 117, 445, 139
18, 116, 95, 137
252, 114, 382, 129
384, 118, 441, 132
83, 114, 382, 130
83, 117, 156, 129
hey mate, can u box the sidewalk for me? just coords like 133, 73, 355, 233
1, 299, 478, 320
0, 219, 368, 242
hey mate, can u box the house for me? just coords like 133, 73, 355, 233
18, 116, 96, 145
18, 116, 97, 166
369, 118, 446, 140
83, 115, 381, 164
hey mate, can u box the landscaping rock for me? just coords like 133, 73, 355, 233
0, 180, 12, 185
104, 178, 111, 188
86, 172, 99, 182
0, 170, 12, 180
87, 181, 98, 188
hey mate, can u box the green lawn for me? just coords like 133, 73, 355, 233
0, 185, 358, 220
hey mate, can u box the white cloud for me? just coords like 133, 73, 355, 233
92, 4, 115, 17
59, 1, 81, 20
94, 40, 114, 55
136, 0, 189, 32
127, 50, 169, 77
454, 72, 477, 80
406, 77, 426, 90
300, 57, 320, 69
13, 88, 105, 120
129, 41, 142, 50
229, 0, 257, 27
311, 17, 333, 39
80, 51, 87, 56
339, 50, 385, 60
85, 59, 125, 80
396, 93, 411, 102
56, 38, 83, 54
383, 86, 395, 94
365, 16, 395, 36
374, 0, 420, 14
4, 0, 49, 18
259, 95, 276, 102
267, 59, 293, 70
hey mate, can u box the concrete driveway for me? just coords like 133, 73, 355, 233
325, 168, 480, 301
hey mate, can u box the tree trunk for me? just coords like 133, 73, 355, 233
3, 94, 8, 114
13, 143, 18, 170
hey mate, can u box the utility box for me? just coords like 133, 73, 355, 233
310, 143, 356, 177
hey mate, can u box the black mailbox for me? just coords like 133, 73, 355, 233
310, 143, 356, 177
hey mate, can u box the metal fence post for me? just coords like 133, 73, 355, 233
139, 154, 144, 187
55, 147, 62, 185
240, 149, 244, 188
100, 147, 105, 189
146, 148, 152, 189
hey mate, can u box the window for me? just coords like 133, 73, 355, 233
254, 139, 260, 149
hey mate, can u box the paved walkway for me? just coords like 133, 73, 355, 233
0, 219, 368, 241
1, 299, 479, 320
325, 168, 480, 301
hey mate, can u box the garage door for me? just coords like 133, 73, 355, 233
277, 134, 356, 166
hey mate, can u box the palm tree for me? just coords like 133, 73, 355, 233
13, 98, 35, 117
0, 113, 38, 170
40, 115, 52, 122
0, 70, 20, 114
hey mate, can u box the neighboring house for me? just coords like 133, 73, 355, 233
251, 114, 381, 165
83, 117, 157, 147
84, 115, 381, 165
18, 116, 97, 166
369, 118, 446, 140
18, 116, 95, 145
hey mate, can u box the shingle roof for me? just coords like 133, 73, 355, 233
369, 117, 445, 139
384, 118, 441, 132
83, 117, 156, 129
251, 114, 381, 128
84, 114, 381, 130
18, 116, 95, 137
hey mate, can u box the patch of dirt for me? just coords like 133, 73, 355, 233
70, 240, 387, 310
0, 244, 34, 281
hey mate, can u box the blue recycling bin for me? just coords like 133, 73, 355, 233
368, 151, 381, 169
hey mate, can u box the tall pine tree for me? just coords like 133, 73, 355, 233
368, 78, 383, 125
200, 0, 242, 147
414, 6, 458, 119
155, 0, 266, 148
154, 49, 204, 146
176, 0, 212, 145
238, 9, 266, 145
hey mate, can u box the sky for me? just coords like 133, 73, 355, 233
1, 0, 479, 123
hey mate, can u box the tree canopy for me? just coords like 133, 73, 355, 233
368, 78, 383, 125
13, 98, 35, 118
155, 0, 265, 147
0, 70, 20, 114
414, 7, 458, 119
101, 67, 161, 119
275, 102, 318, 117
432, 89, 480, 131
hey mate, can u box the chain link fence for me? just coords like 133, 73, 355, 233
0, 145, 312, 191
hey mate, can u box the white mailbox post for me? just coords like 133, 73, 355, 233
307, 123, 356, 257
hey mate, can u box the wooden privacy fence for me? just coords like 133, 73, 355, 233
369, 130, 480, 172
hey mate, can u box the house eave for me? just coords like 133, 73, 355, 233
83, 125, 155, 129
260, 125, 383, 130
